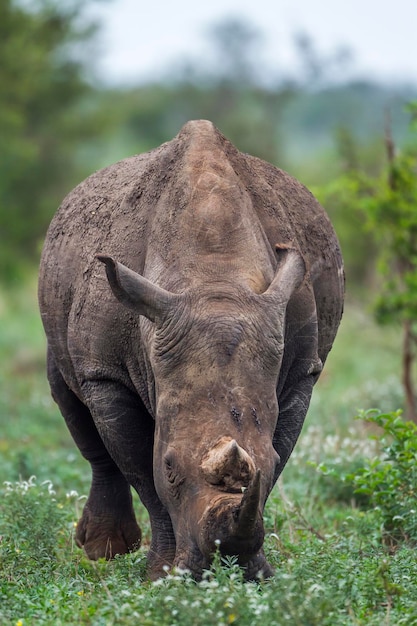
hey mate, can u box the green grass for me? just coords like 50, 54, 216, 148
1, 280, 414, 625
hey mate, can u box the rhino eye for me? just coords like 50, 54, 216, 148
164, 453, 175, 482
164, 450, 185, 497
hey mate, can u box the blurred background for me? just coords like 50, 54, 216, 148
1, 0, 416, 283
0, 0, 416, 482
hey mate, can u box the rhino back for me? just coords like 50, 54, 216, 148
39, 120, 343, 397
38, 138, 184, 397
235, 151, 344, 362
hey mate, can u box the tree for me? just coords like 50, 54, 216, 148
321, 104, 417, 421
364, 106, 417, 421
293, 32, 353, 87
205, 17, 263, 86
122, 18, 296, 171
0, 0, 105, 282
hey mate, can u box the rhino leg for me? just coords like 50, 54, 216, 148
273, 374, 315, 479
75, 472, 142, 560
242, 549, 275, 581
47, 355, 142, 559
78, 378, 176, 579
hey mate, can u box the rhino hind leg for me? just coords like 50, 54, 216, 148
47, 353, 141, 559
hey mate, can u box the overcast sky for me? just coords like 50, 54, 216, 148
89, 0, 417, 86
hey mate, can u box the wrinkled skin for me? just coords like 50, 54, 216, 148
38, 120, 344, 580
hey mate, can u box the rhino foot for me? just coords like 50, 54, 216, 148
147, 550, 176, 581
242, 549, 275, 581
75, 504, 141, 560
146, 522, 177, 580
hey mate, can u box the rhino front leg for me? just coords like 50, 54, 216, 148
75, 466, 142, 560
47, 354, 141, 559
273, 374, 316, 479
80, 378, 176, 579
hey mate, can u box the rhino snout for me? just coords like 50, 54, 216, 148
199, 469, 264, 559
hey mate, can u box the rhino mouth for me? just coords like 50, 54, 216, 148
168, 470, 273, 581
199, 470, 264, 556
173, 547, 274, 582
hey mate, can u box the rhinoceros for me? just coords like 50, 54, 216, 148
38, 120, 344, 580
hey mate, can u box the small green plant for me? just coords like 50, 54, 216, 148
2, 476, 64, 558
318, 409, 417, 545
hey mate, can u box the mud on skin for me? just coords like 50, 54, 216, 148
38, 119, 344, 580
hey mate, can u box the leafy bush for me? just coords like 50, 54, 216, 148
317, 409, 417, 544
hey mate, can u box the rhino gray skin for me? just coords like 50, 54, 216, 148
38, 120, 344, 580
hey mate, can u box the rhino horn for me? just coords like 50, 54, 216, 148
97, 255, 180, 323
200, 437, 256, 491
231, 469, 262, 539
264, 245, 305, 304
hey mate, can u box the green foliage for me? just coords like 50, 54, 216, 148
0, 0, 105, 282
315, 170, 376, 285
314, 99, 417, 290
318, 409, 417, 544
318, 103, 417, 419
0, 476, 148, 625
1, 476, 63, 560
4, 477, 417, 625
359, 134, 417, 325
330, 104, 417, 322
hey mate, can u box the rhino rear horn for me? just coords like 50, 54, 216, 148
97, 255, 179, 323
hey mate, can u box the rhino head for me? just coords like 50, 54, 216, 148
97, 247, 306, 579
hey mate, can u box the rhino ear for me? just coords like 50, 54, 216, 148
263, 244, 305, 303
96, 255, 177, 323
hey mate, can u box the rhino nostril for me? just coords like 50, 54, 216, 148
212, 473, 242, 493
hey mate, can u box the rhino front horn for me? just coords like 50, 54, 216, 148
200, 437, 256, 492
231, 469, 262, 539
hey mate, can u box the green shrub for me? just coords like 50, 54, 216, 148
1, 477, 64, 557
317, 409, 417, 545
